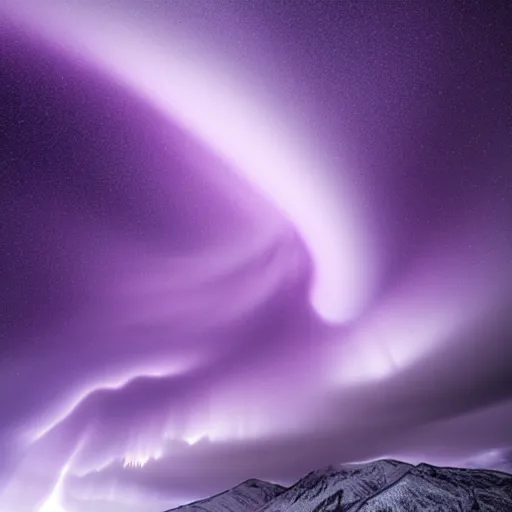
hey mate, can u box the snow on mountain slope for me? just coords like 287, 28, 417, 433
256, 460, 412, 511
164, 459, 512, 511
164, 479, 286, 512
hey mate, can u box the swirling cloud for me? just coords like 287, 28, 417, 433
0, 1, 510, 511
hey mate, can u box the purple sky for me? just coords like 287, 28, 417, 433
0, 1, 511, 511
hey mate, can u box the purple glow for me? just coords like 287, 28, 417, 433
0, 1, 510, 511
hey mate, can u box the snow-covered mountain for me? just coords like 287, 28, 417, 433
163, 479, 286, 512
164, 459, 512, 511
257, 459, 412, 511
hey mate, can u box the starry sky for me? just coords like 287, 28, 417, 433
0, 1, 511, 511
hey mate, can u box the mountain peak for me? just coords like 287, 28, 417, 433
164, 459, 512, 511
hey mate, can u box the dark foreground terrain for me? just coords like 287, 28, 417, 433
164, 459, 512, 511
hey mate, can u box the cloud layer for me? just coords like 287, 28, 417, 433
0, 1, 510, 511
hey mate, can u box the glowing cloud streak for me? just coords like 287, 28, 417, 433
39, 463, 70, 512
30, 357, 196, 443
5, 0, 374, 324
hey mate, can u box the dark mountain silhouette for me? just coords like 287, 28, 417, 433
164, 459, 512, 511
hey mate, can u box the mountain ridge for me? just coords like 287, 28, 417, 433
163, 478, 287, 512
164, 459, 512, 511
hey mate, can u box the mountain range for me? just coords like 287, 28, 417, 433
164, 459, 512, 511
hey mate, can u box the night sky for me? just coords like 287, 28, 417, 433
0, 1, 511, 511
